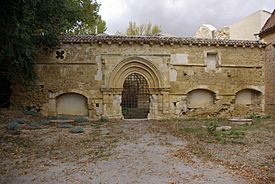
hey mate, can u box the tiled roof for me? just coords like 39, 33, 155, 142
260, 9, 275, 37
61, 34, 266, 48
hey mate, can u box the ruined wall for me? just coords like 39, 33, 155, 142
10, 36, 265, 119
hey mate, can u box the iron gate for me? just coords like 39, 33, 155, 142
122, 73, 150, 119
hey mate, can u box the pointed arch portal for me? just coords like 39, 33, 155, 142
122, 73, 150, 119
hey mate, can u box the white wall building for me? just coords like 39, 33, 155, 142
229, 10, 271, 40
196, 10, 271, 40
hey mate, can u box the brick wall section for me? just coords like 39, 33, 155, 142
262, 33, 275, 117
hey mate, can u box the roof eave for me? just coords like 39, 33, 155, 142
259, 25, 275, 38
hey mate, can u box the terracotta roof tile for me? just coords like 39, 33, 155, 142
60, 34, 266, 48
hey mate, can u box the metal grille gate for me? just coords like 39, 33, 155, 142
122, 73, 150, 119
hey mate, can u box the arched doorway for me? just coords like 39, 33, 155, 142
122, 73, 150, 119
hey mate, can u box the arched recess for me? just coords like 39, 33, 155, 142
235, 89, 262, 105
107, 57, 163, 89
187, 89, 216, 108
56, 93, 88, 116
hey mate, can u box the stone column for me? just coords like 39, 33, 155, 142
148, 94, 158, 119
102, 92, 112, 117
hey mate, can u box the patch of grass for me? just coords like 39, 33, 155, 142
69, 127, 84, 134
249, 114, 271, 124
228, 130, 244, 139
180, 127, 200, 133
93, 124, 101, 129
211, 130, 245, 144
58, 123, 74, 128
74, 116, 89, 125
207, 121, 219, 133
158, 118, 249, 145
98, 116, 109, 123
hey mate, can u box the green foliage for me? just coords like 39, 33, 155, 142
12, 118, 27, 124
58, 123, 74, 128
204, 119, 246, 144
28, 119, 49, 129
28, 122, 42, 129
211, 130, 245, 144
69, 127, 84, 133
207, 121, 219, 133
98, 116, 109, 123
126, 21, 161, 36
74, 116, 89, 124
7, 121, 21, 131
0, 0, 105, 85
38, 119, 50, 125
180, 127, 199, 133
24, 108, 38, 116
249, 114, 271, 124
71, 15, 107, 34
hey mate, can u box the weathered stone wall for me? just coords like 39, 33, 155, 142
261, 33, 275, 117
10, 36, 265, 119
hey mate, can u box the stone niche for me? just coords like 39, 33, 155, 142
56, 93, 88, 116
187, 89, 215, 108
235, 89, 261, 105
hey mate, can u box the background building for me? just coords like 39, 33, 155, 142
196, 10, 271, 40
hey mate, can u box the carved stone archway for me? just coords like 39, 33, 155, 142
101, 57, 170, 119
106, 57, 164, 89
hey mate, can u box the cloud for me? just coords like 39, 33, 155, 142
98, 0, 275, 36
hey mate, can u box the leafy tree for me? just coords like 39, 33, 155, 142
0, 0, 106, 85
126, 21, 161, 36
67, 0, 107, 34
72, 16, 107, 34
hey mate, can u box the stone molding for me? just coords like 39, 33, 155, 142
106, 56, 164, 89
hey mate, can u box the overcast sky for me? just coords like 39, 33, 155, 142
97, 0, 275, 37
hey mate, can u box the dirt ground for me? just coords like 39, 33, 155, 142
0, 110, 274, 184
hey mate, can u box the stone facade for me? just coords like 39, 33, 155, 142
11, 35, 266, 119
259, 10, 275, 117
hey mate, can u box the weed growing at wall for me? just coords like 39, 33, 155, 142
98, 116, 109, 123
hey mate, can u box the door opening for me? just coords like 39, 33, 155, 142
122, 73, 150, 119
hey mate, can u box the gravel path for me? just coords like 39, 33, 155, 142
3, 120, 248, 184
88, 120, 247, 184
